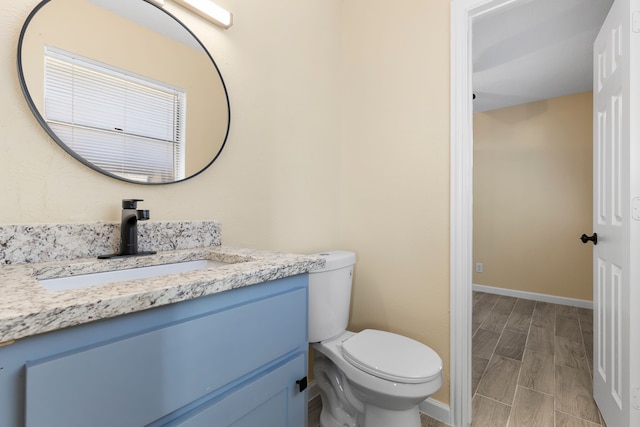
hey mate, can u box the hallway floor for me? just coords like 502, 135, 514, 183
312, 291, 603, 427
465, 291, 604, 427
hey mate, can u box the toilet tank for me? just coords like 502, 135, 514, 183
308, 251, 357, 343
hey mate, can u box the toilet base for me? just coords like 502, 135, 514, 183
361, 404, 421, 427
314, 351, 423, 427
317, 402, 421, 427
314, 355, 360, 426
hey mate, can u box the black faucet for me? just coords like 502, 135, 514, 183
98, 199, 156, 259
120, 199, 151, 255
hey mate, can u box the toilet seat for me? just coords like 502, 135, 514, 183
342, 329, 442, 384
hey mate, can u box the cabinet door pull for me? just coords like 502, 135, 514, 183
296, 376, 308, 392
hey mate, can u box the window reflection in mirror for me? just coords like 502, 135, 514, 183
18, 0, 230, 184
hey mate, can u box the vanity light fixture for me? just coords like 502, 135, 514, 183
173, 0, 233, 29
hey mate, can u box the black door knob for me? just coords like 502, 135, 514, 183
580, 233, 598, 245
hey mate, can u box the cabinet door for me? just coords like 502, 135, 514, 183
168, 353, 307, 427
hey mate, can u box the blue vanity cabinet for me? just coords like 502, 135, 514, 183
0, 275, 309, 427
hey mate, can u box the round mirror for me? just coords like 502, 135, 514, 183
18, 0, 230, 184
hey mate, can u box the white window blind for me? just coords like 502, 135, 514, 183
44, 46, 186, 183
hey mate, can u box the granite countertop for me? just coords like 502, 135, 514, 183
0, 246, 324, 344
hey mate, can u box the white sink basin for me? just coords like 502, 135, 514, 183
39, 259, 229, 292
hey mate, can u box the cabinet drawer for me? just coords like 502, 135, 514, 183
25, 286, 307, 427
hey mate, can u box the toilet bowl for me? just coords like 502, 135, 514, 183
309, 251, 443, 427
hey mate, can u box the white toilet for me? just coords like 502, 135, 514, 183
309, 251, 443, 427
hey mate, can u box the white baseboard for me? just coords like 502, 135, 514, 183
419, 398, 451, 426
473, 284, 593, 309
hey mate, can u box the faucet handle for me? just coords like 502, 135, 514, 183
122, 199, 144, 209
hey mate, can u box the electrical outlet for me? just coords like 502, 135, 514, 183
475, 262, 483, 273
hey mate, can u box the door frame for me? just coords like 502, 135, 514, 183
449, 1, 541, 425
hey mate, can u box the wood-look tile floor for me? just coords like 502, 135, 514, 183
310, 291, 603, 427
468, 291, 604, 427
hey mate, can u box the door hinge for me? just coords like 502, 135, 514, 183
633, 11, 640, 33
633, 386, 640, 410
632, 198, 640, 220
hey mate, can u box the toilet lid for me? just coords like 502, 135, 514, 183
342, 329, 442, 384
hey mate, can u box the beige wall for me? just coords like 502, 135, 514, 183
1, 0, 342, 253
340, 0, 451, 403
1, 0, 452, 406
473, 92, 593, 301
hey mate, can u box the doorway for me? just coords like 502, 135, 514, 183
450, 0, 610, 425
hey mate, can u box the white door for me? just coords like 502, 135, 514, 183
592, 1, 640, 425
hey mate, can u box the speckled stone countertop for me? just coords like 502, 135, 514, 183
0, 221, 324, 343
0, 246, 324, 343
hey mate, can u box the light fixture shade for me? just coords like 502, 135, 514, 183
173, 0, 233, 29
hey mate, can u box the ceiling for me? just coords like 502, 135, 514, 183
87, 0, 203, 51
472, 0, 613, 112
